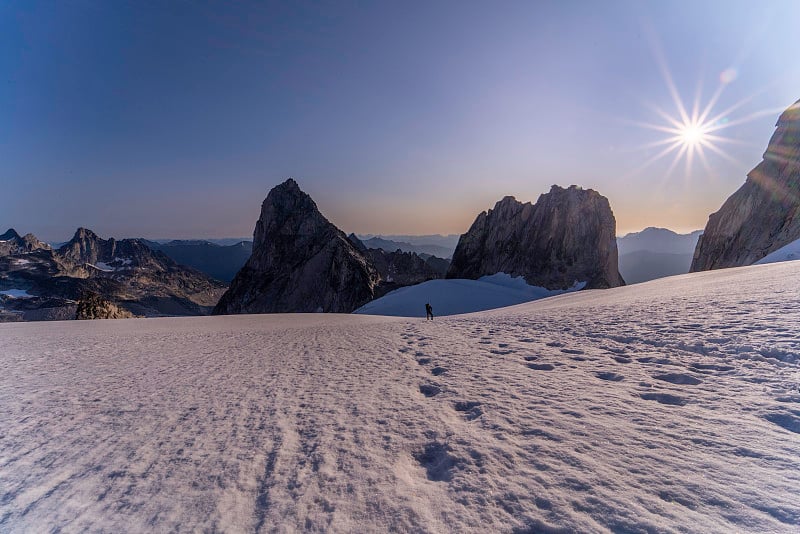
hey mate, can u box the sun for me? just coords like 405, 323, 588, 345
625, 32, 786, 180
679, 123, 706, 147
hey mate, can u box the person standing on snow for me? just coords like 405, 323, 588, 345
425, 302, 434, 321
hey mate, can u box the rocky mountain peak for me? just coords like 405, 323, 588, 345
347, 233, 368, 252
71, 227, 101, 242
448, 184, 624, 289
59, 227, 111, 265
1, 228, 21, 241
0, 228, 49, 255
691, 98, 800, 271
214, 179, 380, 314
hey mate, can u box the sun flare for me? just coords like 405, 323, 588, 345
626, 33, 786, 180
679, 123, 706, 147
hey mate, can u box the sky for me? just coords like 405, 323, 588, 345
2, 0, 799, 241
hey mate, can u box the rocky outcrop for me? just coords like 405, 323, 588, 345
366, 248, 444, 298
447, 185, 624, 289
691, 99, 800, 271
63, 229, 226, 313
75, 292, 135, 320
214, 179, 380, 314
347, 233, 368, 253
0, 228, 50, 256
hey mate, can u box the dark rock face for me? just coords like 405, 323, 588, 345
214, 179, 380, 314
691, 99, 800, 271
366, 248, 444, 298
347, 233, 368, 252
447, 185, 624, 289
0, 228, 50, 256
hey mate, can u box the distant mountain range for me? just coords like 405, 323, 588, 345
616, 228, 702, 284
355, 235, 457, 259
0, 227, 225, 322
142, 240, 253, 283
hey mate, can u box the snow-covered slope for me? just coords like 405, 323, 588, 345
1, 262, 799, 533
354, 273, 585, 317
755, 237, 800, 265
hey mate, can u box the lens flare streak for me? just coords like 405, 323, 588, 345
627, 31, 785, 180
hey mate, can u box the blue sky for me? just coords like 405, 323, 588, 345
2, 1, 799, 240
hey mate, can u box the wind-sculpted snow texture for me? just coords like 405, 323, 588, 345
1, 262, 799, 533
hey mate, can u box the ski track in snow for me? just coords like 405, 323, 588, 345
1, 262, 799, 533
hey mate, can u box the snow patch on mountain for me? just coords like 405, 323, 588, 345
355, 272, 585, 317
0, 289, 33, 298
755, 237, 800, 265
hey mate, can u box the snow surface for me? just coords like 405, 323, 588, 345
88, 262, 114, 272
756, 238, 800, 265
0, 289, 33, 299
1, 262, 799, 532
91, 258, 134, 272
355, 273, 586, 317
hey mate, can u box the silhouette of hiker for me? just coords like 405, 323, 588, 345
425, 303, 434, 321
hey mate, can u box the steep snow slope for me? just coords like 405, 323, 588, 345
1, 262, 799, 533
756, 237, 800, 265
354, 273, 585, 317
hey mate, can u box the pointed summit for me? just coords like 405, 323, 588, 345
70, 227, 101, 242
214, 179, 379, 314
1, 228, 21, 241
59, 227, 108, 264
0, 228, 48, 254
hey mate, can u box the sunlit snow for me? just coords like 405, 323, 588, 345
756, 238, 800, 265
1, 262, 799, 532
0, 289, 33, 299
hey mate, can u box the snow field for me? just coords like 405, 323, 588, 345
1, 261, 799, 532
355, 273, 585, 317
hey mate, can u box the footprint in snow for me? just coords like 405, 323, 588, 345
414, 442, 458, 482
653, 373, 702, 385
431, 367, 447, 376
527, 363, 555, 371
689, 362, 735, 373
419, 384, 441, 397
453, 401, 483, 420
763, 411, 800, 434
596, 371, 624, 381
640, 392, 688, 406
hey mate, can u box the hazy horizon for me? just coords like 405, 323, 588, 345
4, 1, 799, 241
4, 220, 704, 245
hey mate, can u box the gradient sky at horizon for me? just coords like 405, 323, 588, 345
2, 0, 799, 241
